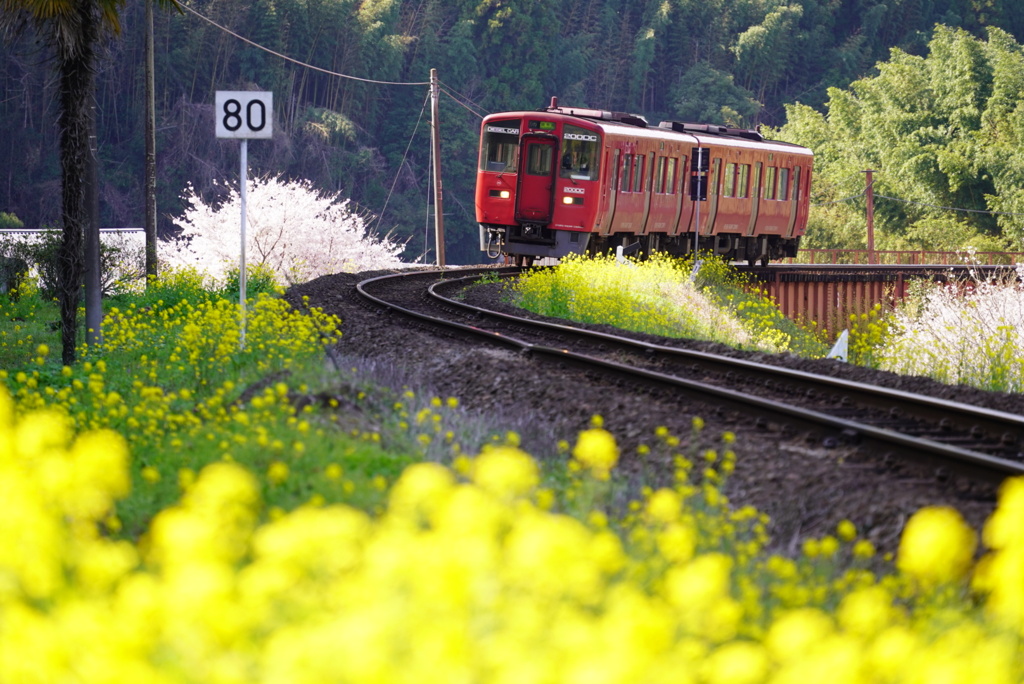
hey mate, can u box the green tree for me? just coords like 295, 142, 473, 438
670, 61, 760, 126
732, 4, 804, 105
1, 0, 181, 364
777, 25, 1024, 253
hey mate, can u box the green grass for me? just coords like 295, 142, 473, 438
6, 268, 1024, 682
512, 253, 830, 357
0, 281, 53, 369
0, 272, 520, 539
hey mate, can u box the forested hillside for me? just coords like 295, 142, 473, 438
2, 0, 1022, 264
777, 26, 1024, 254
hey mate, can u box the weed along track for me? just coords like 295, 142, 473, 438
286, 267, 1024, 553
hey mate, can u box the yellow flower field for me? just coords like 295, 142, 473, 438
1, 268, 1022, 682
2, 389, 1024, 682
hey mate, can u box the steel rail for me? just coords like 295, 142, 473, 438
428, 274, 1024, 450
357, 268, 1024, 483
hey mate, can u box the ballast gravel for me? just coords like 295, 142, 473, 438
286, 268, 1022, 557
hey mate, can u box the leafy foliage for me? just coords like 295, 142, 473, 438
513, 253, 828, 355
0, 213, 23, 230
0, 229, 146, 299
5, 0, 1024, 265
776, 26, 1024, 253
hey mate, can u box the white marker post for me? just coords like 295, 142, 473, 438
215, 90, 273, 349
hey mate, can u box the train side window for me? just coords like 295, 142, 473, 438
620, 155, 633, 192
723, 163, 736, 197
666, 158, 678, 194
633, 155, 644, 193
737, 164, 750, 198
764, 167, 777, 200
792, 166, 801, 200
778, 168, 789, 200
655, 157, 666, 194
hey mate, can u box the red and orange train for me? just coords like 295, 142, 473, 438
475, 98, 813, 265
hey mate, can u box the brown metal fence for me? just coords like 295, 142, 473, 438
749, 264, 1020, 340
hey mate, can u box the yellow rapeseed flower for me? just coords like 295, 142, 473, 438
268, 461, 289, 484
837, 519, 857, 542
572, 428, 619, 481
897, 506, 976, 586
472, 447, 539, 500
701, 641, 769, 684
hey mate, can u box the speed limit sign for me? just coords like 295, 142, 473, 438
215, 91, 273, 139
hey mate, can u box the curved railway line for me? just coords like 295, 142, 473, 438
356, 267, 1024, 486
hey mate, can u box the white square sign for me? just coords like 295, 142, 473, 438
215, 91, 273, 139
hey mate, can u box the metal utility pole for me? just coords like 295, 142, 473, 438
864, 169, 876, 264
430, 68, 446, 267
144, 0, 158, 280
84, 106, 102, 347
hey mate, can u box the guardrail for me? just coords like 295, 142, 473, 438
787, 249, 1024, 265
0, 228, 144, 235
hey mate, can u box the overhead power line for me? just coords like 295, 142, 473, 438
180, 4, 430, 86
812, 188, 1024, 218
811, 190, 865, 206
373, 92, 431, 234
438, 84, 487, 119
874, 193, 1024, 218
179, 6, 492, 117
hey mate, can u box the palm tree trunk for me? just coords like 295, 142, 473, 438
56, 4, 97, 365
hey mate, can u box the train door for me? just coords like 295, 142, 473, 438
744, 162, 763, 236
646, 154, 680, 234
639, 152, 656, 234
515, 135, 557, 223
703, 158, 722, 235
785, 166, 802, 238
670, 155, 690, 236
601, 149, 621, 236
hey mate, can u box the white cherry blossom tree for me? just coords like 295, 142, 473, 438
164, 176, 408, 284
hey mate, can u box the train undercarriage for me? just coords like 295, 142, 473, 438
481, 223, 799, 267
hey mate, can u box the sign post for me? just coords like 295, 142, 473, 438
215, 90, 272, 348
690, 146, 709, 278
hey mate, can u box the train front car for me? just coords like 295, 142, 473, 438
476, 104, 604, 265
476, 98, 814, 266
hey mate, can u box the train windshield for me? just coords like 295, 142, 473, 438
560, 124, 600, 181
480, 119, 520, 173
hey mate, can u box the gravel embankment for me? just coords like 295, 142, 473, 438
286, 269, 1018, 555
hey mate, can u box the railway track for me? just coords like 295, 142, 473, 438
357, 267, 1024, 485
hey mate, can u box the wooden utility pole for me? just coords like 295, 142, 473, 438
864, 169, 876, 264
144, 0, 158, 279
430, 68, 446, 267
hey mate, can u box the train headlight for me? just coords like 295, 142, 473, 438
562, 196, 584, 205
489, 189, 511, 199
